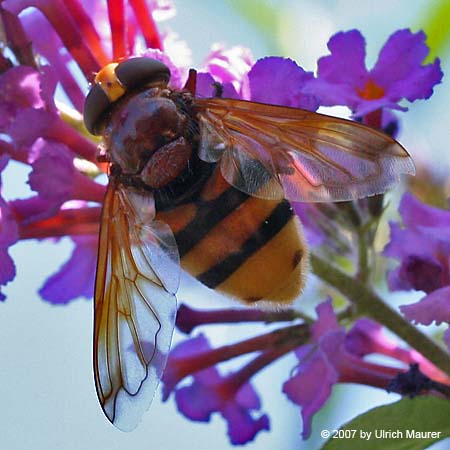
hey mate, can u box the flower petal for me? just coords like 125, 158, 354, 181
174, 370, 219, 422
318, 30, 368, 85
160, 30, 192, 83
371, 29, 443, 102
165, 333, 268, 445
311, 298, 340, 340
202, 44, 254, 99
39, 235, 97, 304
305, 30, 368, 109
283, 344, 338, 439
400, 286, 450, 326
0, 66, 48, 110
0, 249, 16, 298
223, 402, 269, 445
384, 193, 450, 293
169, 333, 210, 359
195, 72, 239, 99
22, 11, 82, 111
8, 108, 56, 150
399, 192, 450, 228
28, 139, 75, 204
0, 153, 9, 174
383, 221, 443, 261
0, 198, 19, 249
345, 318, 385, 356
249, 57, 319, 110
162, 333, 213, 398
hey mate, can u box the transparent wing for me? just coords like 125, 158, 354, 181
195, 98, 415, 202
94, 182, 179, 431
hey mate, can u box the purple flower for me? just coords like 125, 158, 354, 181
400, 286, 450, 327
0, 154, 18, 301
28, 139, 75, 204
201, 44, 254, 99
175, 368, 270, 445
384, 193, 450, 293
196, 72, 240, 99
399, 285, 450, 359
39, 235, 98, 304
305, 29, 443, 116
20, 11, 85, 111
167, 300, 450, 443
249, 57, 319, 110
164, 334, 269, 445
0, 66, 57, 159
196, 44, 255, 99
346, 318, 450, 384
197, 55, 320, 111
0, 66, 56, 125
11, 196, 72, 227
283, 300, 341, 438
384, 193, 450, 350
282, 300, 442, 439
346, 318, 399, 357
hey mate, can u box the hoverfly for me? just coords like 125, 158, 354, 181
83, 57, 414, 431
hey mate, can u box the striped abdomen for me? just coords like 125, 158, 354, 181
156, 166, 308, 305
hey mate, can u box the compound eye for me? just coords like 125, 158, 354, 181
83, 57, 171, 135
115, 57, 170, 89
83, 84, 111, 135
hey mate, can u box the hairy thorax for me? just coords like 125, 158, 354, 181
100, 87, 196, 191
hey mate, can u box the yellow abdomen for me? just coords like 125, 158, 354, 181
156, 169, 308, 305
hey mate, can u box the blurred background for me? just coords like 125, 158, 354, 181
1, 1, 449, 449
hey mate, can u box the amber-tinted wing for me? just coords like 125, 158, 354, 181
195, 98, 415, 201
94, 182, 179, 431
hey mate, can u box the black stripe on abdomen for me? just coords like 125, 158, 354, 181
175, 186, 249, 257
196, 200, 293, 288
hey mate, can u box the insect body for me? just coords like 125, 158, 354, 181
83, 57, 415, 431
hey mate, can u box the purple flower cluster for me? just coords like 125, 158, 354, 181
163, 333, 270, 445
0, 0, 448, 445
164, 300, 448, 442
384, 193, 450, 350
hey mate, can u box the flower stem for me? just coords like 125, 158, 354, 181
356, 227, 369, 283
310, 253, 450, 377
129, 0, 163, 50
9, 0, 104, 78
18, 207, 101, 239
176, 304, 310, 334
224, 344, 298, 395
107, 0, 127, 59
167, 323, 310, 385
0, 8, 36, 68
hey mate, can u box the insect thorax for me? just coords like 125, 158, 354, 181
100, 87, 215, 210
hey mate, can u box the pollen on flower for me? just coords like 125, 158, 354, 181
357, 78, 385, 100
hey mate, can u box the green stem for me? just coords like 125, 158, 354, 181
310, 253, 450, 377
356, 228, 369, 282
